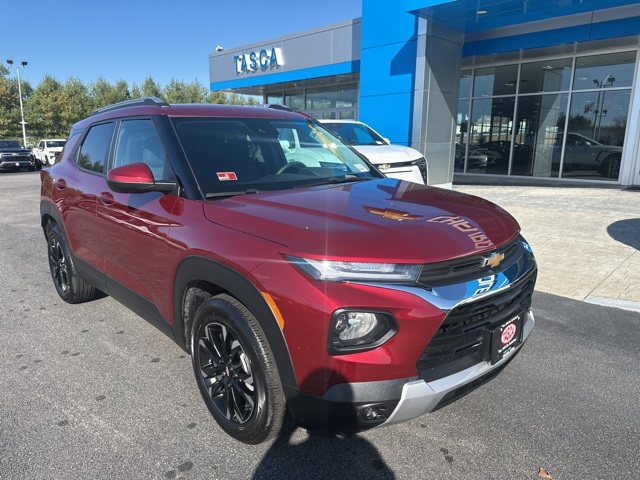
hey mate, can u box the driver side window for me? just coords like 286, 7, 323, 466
113, 119, 175, 181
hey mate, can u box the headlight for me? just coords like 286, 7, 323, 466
288, 255, 421, 282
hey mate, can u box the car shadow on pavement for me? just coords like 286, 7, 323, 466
251, 428, 394, 480
252, 368, 395, 479
607, 218, 640, 250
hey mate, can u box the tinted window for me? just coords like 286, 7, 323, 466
172, 117, 380, 197
77, 123, 114, 174
113, 119, 173, 180
322, 122, 385, 146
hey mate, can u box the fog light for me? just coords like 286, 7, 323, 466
328, 309, 397, 354
358, 404, 391, 423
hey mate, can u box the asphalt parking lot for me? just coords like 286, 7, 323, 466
1, 171, 639, 480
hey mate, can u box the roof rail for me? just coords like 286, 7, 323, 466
262, 103, 294, 112
92, 97, 170, 116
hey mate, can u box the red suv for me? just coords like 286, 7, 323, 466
40, 98, 536, 444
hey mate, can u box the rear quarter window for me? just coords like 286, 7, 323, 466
76, 123, 115, 174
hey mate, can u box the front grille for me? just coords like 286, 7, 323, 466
418, 235, 522, 286
0, 154, 32, 162
416, 267, 536, 382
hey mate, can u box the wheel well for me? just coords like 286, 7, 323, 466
41, 214, 56, 235
173, 256, 298, 390
181, 281, 226, 353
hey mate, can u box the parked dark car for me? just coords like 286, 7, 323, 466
40, 98, 537, 444
0, 139, 36, 172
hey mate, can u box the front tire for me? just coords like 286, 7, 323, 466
46, 223, 96, 303
191, 294, 286, 444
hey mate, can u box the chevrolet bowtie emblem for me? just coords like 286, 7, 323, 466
482, 252, 504, 269
379, 164, 391, 170
364, 206, 423, 221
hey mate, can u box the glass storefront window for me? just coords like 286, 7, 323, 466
520, 58, 572, 94
473, 64, 519, 97
460, 70, 472, 98
459, 49, 636, 182
512, 94, 569, 177
469, 97, 516, 175
284, 91, 304, 111
306, 84, 357, 111
572, 51, 636, 90
561, 89, 630, 180
266, 93, 283, 105
455, 99, 470, 172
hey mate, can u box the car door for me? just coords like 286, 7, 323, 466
51, 122, 115, 280
95, 118, 181, 323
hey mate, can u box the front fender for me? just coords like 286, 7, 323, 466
173, 256, 298, 392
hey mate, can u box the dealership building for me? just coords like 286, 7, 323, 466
209, 0, 640, 187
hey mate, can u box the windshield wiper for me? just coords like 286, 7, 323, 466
294, 176, 370, 188
205, 188, 260, 199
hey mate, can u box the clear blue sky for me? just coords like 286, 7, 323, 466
4, 0, 361, 88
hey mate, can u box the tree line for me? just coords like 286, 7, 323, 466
0, 65, 258, 143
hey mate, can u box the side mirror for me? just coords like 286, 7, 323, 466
107, 163, 176, 194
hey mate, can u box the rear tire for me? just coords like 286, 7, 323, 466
46, 223, 96, 303
191, 294, 286, 444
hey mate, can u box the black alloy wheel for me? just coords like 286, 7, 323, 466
49, 235, 69, 295
197, 321, 256, 424
191, 294, 286, 444
45, 223, 96, 304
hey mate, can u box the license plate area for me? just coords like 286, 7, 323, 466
482, 314, 523, 365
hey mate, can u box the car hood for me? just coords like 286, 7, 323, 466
351, 145, 423, 165
202, 178, 519, 263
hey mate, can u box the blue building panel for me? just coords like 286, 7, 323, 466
359, 40, 418, 97
463, 16, 640, 57
359, 92, 414, 145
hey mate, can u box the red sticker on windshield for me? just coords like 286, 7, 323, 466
217, 172, 238, 181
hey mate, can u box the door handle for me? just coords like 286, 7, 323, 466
98, 192, 114, 206
54, 178, 67, 190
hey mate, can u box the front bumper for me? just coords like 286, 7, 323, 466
383, 309, 534, 426
286, 309, 533, 433
0, 159, 34, 171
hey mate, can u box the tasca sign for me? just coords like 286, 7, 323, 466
234, 47, 283, 73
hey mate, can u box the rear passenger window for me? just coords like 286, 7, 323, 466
77, 123, 114, 174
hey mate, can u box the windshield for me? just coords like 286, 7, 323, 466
0, 140, 24, 149
47, 141, 66, 148
321, 122, 386, 146
172, 117, 381, 197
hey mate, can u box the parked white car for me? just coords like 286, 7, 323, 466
33, 139, 66, 167
319, 119, 428, 184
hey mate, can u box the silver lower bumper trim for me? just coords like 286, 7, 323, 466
381, 309, 535, 427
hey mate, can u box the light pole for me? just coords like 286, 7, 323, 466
592, 74, 615, 141
6, 60, 28, 147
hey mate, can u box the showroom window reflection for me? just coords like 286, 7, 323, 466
456, 51, 636, 181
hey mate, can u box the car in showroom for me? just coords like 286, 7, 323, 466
318, 119, 428, 185
455, 142, 503, 171
553, 132, 623, 178
0, 139, 36, 172
40, 98, 537, 444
